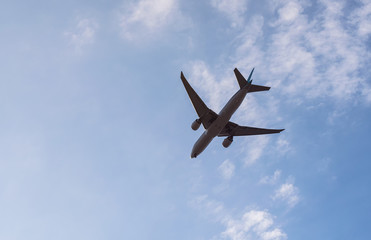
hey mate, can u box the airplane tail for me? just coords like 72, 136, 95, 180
234, 68, 250, 88
234, 68, 270, 93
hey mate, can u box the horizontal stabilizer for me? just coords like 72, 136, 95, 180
248, 84, 270, 93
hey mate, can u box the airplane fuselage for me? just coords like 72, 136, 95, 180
191, 84, 251, 158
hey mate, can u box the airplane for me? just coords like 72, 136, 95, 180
181, 68, 284, 158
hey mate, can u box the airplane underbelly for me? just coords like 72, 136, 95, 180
209, 118, 229, 136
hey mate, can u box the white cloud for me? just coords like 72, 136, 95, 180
267, 0, 370, 101
222, 210, 287, 240
273, 183, 299, 208
277, 1, 303, 23
187, 61, 235, 111
275, 138, 291, 155
187, 0, 371, 168
350, 0, 371, 37
190, 195, 287, 240
65, 18, 97, 53
218, 159, 235, 180
119, 0, 188, 40
189, 195, 226, 222
244, 136, 269, 166
260, 170, 282, 185
235, 15, 265, 62
211, 0, 249, 27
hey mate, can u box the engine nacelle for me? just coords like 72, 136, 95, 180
191, 119, 201, 131
222, 136, 233, 148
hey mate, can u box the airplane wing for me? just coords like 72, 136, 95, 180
181, 72, 218, 129
218, 121, 284, 137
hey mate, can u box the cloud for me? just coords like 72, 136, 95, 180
275, 138, 291, 155
187, 61, 235, 111
211, 0, 249, 27
276, 1, 303, 23
350, 0, 371, 37
189, 195, 226, 223
273, 183, 299, 208
190, 195, 287, 240
224, 0, 371, 104
65, 18, 98, 53
222, 210, 287, 240
260, 170, 282, 185
119, 0, 188, 40
186, 0, 371, 167
243, 136, 270, 166
265, 0, 371, 101
218, 159, 235, 180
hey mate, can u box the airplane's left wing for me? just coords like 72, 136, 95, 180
181, 72, 218, 129
218, 121, 284, 137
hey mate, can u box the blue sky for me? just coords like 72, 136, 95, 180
1, 0, 371, 239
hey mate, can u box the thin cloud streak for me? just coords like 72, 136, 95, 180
65, 18, 98, 53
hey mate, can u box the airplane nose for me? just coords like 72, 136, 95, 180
191, 149, 198, 158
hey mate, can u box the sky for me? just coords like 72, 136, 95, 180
0, 0, 371, 239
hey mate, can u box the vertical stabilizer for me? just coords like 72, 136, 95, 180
234, 68, 247, 89
234, 68, 254, 89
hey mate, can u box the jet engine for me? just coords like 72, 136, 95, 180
222, 136, 233, 148
191, 119, 201, 131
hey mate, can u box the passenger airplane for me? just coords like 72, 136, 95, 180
181, 68, 284, 158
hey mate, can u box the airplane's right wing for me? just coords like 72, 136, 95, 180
181, 72, 218, 129
218, 121, 284, 137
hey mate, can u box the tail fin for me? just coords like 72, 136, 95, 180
234, 68, 254, 89
234, 68, 270, 93
234, 68, 247, 89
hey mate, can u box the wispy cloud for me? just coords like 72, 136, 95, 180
243, 136, 270, 166
187, 0, 371, 164
218, 159, 235, 180
350, 0, 371, 37
190, 195, 287, 240
65, 18, 98, 53
260, 170, 282, 185
275, 138, 291, 155
265, 0, 371, 101
119, 0, 189, 40
187, 60, 235, 111
210, 0, 249, 27
273, 182, 300, 208
222, 210, 287, 240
